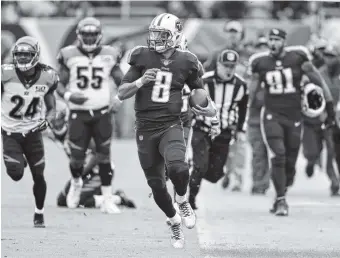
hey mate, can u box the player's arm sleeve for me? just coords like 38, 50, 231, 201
247, 57, 262, 109
237, 84, 249, 132
56, 51, 70, 98
110, 65, 124, 87
186, 60, 204, 90
301, 61, 333, 102
44, 71, 58, 114
118, 65, 143, 100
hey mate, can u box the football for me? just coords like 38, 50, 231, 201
189, 88, 209, 108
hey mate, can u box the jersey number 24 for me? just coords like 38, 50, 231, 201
266, 68, 296, 94
151, 71, 172, 103
9, 95, 40, 119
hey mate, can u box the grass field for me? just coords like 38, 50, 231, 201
2, 139, 340, 258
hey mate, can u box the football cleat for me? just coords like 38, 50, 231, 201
231, 185, 241, 192
66, 178, 83, 208
305, 163, 314, 178
34, 213, 45, 228
331, 184, 340, 197
221, 175, 230, 189
100, 195, 121, 214
169, 222, 185, 249
270, 199, 279, 214
177, 201, 196, 229
251, 187, 267, 195
275, 199, 289, 216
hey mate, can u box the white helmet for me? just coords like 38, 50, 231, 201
177, 34, 188, 50
301, 83, 326, 118
147, 13, 183, 53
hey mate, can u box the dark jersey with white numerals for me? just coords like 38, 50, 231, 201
249, 46, 312, 120
121, 46, 203, 131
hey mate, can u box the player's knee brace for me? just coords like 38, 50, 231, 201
167, 161, 188, 178
167, 161, 189, 196
271, 154, 286, 168
6, 163, 24, 182
98, 162, 113, 186
70, 157, 85, 168
147, 177, 166, 190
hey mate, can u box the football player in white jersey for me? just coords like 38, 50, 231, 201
56, 17, 124, 213
1, 36, 58, 228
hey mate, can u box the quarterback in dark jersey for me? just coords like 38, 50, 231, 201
189, 50, 248, 210
1, 36, 58, 227
248, 29, 334, 216
116, 13, 217, 249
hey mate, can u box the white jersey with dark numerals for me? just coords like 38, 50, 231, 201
1, 63, 58, 133
57, 45, 119, 110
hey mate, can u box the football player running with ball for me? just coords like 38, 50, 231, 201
248, 29, 335, 216
1, 36, 58, 227
56, 17, 124, 213
116, 13, 217, 248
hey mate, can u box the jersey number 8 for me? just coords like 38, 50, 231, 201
151, 71, 172, 103
266, 68, 296, 94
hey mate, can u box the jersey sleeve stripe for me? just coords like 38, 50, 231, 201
285, 45, 312, 61
202, 70, 215, 79
248, 51, 270, 67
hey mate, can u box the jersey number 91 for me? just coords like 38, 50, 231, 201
266, 68, 296, 94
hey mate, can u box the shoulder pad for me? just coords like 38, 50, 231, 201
285, 45, 312, 61
57, 45, 79, 65
178, 49, 199, 64
126, 46, 148, 66
248, 51, 270, 67
248, 51, 270, 74
1, 64, 15, 82
101, 45, 120, 59
39, 64, 59, 85
202, 70, 215, 80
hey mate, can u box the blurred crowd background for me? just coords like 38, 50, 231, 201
2, 0, 340, 138
2, 1, 340, 20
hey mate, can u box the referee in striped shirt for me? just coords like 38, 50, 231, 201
189, 49, 249, 210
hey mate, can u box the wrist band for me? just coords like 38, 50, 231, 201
135, 78, 143, 88
115, 95, 123, 103
64, 91, 71, 102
